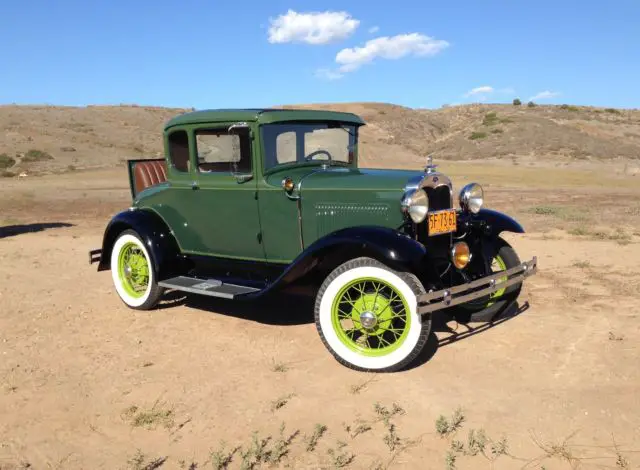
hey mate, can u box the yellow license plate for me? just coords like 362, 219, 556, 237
427, 209, 457, 236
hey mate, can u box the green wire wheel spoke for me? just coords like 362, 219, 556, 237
331, 276, 412, 357
487, 255, 508, 305
117, 242, 150, 299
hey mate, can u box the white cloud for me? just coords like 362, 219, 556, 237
315, 68, 344, 81
368, 26, 380, 34
268, 9, 359, 45
461, 86, 518, 101
528, 90, 561, 101
464, 86, 494, 97
335, 33, 449, 73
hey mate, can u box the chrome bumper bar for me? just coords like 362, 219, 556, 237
417, 256, 537, 314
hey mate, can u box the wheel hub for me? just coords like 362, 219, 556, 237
124, 265, 133, 278
360, 311, 377, 329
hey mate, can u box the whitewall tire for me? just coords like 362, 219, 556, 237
110, 230, 164, 310
314, 257, 431, 372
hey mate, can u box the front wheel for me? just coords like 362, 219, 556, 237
110, 229, 164, 310
456, 237, 522, 322
314, 257, 431, 372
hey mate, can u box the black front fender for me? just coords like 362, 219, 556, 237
97, 209, 182, 280
473, 209, 524, 237
259, 226, 438, 295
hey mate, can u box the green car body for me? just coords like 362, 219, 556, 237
132, 109, 413, 263
91, 108, 537, 372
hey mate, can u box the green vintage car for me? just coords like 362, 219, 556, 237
90, 108, 537, 372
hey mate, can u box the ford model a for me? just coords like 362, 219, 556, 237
89, 109, 537, 372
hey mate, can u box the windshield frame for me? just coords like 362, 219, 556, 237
259, 121, 359, 175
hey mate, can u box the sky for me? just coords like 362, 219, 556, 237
1, 0, 639, 109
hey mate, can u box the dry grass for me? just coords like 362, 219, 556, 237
122, 401, 175, 430
0, 153, 15, 169
126, 450, 167, 470
270, 393, 295, 412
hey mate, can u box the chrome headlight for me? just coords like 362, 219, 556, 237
459, 183, 484, 214
401, 189, 429, 223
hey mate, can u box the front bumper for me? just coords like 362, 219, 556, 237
417, 256, 537, 314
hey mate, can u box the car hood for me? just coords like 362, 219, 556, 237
287, 166, 424, 245
297, 166, 422, 192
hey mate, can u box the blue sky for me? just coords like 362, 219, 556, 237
1, 0, 639, 109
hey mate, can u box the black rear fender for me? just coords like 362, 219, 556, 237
97, 209, 183, 280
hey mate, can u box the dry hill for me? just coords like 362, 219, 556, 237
1, 102, 639, 176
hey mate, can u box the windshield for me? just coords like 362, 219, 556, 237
261, 122, 357, 171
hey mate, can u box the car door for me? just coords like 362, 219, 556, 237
177, 124, 264, 261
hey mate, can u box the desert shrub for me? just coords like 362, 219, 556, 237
1, 171, 15, 177
604, 108, 621, 114
527, 101, 536, 108
482, 112, 499, 126
560, 104, 579, 112
512, 98, 522, 106
0, 153, 16, 169
491, 128, 504, 134
22, 149, 53, 162
469, 132, 488, 140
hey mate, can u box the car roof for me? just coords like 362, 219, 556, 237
164, 108, 365, 130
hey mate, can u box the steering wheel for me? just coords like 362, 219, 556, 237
304, 149, 333, 164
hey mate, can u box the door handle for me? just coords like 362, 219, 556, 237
191, 181, 199, 190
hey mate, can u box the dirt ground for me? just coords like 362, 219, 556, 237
1, 163, 639, 470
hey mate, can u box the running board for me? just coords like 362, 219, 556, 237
158, 276, 260, 299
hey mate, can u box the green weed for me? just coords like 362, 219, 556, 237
483, 112, 500, 126
349, 375, 377, 394
270, 393, 295, 412
572, 260, 591, 268
126, 450, 167, 470
238, 424, 298, 469
271, 360, 289, 373
210, 441, 238, 470
0, 153, 16, 169
327, 441, 355, 468
436, 407, 465, 438
344, 419, 372, 439
22, 149, 53, 162
122, 401, 175, 429
469, 131, 488, 140
305, 423, 328, 452
527, 205, 588, 222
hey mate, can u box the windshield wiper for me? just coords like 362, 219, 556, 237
328, 122, 356, 137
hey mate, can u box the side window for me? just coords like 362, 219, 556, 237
195, 129, 251, 174
275, 131, 297, 164
168, 130, 190, 172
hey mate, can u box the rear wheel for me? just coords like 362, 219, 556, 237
457, 237, 522, 322
315, 257, 431, 372
110, 230, 164, 310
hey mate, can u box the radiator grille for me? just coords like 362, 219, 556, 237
427, 186, 452, 211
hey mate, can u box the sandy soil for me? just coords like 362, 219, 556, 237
1, 165, 639, 470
